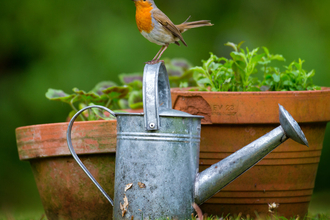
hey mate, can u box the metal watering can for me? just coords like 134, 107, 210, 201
67, 63, 309, 219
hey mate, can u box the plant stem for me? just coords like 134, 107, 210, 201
105, 99, 112, 108
70, 99, 87, 121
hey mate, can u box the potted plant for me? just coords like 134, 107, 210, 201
15, 74, 143, 220
170, 42, 330, 218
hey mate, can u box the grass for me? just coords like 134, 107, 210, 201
309, 191, 330, 215
1, 191, 329, 220
0, 211, 45, 220
0, 203, 45, 220
186, 213, 330, 220
0, 211, 329, 220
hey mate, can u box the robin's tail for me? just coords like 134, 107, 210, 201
176, 18, 213, 33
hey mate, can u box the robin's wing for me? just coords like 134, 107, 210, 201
152, 10, 187, 46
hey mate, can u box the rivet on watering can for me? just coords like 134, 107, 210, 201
149, 123, 155, 129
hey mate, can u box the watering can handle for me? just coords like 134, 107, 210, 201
143, 63, 172, 130
66, 105, 115, 206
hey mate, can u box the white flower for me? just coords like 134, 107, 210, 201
268, 202, 279, 213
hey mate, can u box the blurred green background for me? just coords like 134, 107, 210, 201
1, 0, 330, 216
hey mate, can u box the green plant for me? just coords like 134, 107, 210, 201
45, 58, 196, 121
191, 42, 321, 92
46, 73, 143, 121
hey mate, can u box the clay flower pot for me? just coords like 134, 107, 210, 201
15, 120, 117, 220
171, 87, 330, 217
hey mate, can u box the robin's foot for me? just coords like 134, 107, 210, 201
145, 59, 164, 65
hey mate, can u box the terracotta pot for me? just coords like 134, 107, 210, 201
171, 87, 330, 218
15, 120, 117, 220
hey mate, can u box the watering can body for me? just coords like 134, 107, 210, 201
114, 113, 201, 219
67, 63, 309, 219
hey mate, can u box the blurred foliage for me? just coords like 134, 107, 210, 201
1, 0, 330, 213
164, 58, 197, 88
44, 59, 197, 121
46, 73, 144, 121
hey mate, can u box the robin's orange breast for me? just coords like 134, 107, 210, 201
135, 3, 154, 33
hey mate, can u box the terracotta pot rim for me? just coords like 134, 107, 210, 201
171, 87, 330, 95
171, 87, 330, 124
16, 120, 117, 160
15, 119, 116, 132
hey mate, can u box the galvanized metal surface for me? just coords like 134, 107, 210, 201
114, 114, 201, 219
279, 104, 309, 147
195, 126, 286, 205
194, 104, 309, 205
67, 105, 116, 206
143, 63, 172, 131
113, 63, 203, 219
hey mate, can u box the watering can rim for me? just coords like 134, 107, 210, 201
115, 108, 204, 118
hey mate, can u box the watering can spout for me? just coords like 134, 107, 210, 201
194, 104, 309, 205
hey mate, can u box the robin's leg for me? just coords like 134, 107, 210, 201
152, 45, 165, 61
155, 44, 169, 61
146, 44, 168, 65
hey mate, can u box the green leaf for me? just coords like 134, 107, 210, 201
72, 88, 110, 105
247, 86, 261, 91
179, 82, 189, 88
73, 88, 103, 100
90, 81, 117, 95
230, 51, 245, 61
126, 80, 143, 91
225, 42, 239, 51
272, 74, 280, 83
165, 58, 192, 78
167, 59, 196, 88
283, 80, 293, 86
102, 86, 132, 99
225, 41, 244, 52
245, 46, 250, 54
197, 78, 211, 85
250, 47, 259, 56
262, 47, 270, 56
258, 60, 271, 66
202, 53, 218, 70
45, 89, 76, 103
128, 90, 143, 109
72, 87, 86, 95
68, 110, 83, 121
118, 99, 129, 109
190, 66, 206, 74
294, 61, 302, 70
232, 60, 246, 76
271, 54, 285, 61
118, 73, 143, 85
89, 103, 116, 120
171, 58, 192, 70
129, 102, 144, 110
307, 70, 315, 78
251, 53, 265, 65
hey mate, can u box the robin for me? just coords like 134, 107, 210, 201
132, 0, 213, 64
